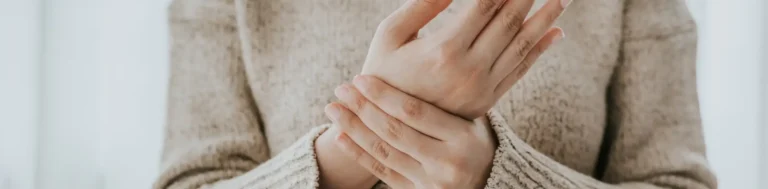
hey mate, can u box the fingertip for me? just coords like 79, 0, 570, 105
324, 103, 342, 121
324, 102, 338, 111
353, 74, 368, 81
334, 83, 352, 99
551, 26, 563, 33
552, 27, 565, 42
352, 75, 371, 89
352, 75, 366, 85
554, 26, 565, 34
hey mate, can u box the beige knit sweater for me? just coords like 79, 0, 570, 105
155, 0, 717, 188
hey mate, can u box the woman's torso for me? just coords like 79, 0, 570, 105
240, 0, 624, 176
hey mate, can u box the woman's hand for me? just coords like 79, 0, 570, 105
362, 0, 568, 119
326, 76, 498, 188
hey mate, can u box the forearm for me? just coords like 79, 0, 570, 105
316, 126, 379, 189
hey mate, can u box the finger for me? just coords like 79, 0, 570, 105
374, 0, 452, 49
470, 0, 535, 62
334, 84, 441, 158
325, 103, 425, 179
352, 75, 474, 141
335, 133, 415, 189
490, 0, 569, 82
494, 27, 563, 97
438, 0, 506, 49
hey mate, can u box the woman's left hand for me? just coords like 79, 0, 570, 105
324, 75, 498, 189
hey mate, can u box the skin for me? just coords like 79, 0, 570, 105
329, 76, 497, 188
360, 0, 569, 119
317, 0, 569, 188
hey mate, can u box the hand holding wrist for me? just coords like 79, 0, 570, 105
326, 76, 497, 188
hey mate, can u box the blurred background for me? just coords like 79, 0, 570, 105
0, 0, 766, 189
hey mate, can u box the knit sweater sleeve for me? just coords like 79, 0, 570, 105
153, 0, 325, 188
482, 0, 717, 188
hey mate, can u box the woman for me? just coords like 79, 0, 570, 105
155, 0, 717, 188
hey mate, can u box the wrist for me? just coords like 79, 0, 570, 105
315, 126, 378, 189
474, 115, 498, 147
472, 115, 497, 188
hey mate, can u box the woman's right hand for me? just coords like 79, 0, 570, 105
361, 0, 568, 119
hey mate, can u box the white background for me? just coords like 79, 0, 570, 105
0, 0, 766, 189
1, 0, 169, 188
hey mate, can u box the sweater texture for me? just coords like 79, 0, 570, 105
155, 0, 718, 188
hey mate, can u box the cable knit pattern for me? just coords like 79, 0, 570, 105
155, 0, 717, 188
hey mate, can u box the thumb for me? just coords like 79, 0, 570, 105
373, 0, 452, 49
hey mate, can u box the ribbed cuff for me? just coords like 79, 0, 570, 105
214, 125, 330, 189
483, 110, 580, 189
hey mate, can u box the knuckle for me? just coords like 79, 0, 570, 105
359, 79, 384, 100
519, 60, 531, 71
346, 88, 368, 111
371, 161, 389, 176
372, 140, 391, 159
350, 148, 365, 161
385, 118, 405, 140
503, 13, 525, 33
475, 0, 502, 15
401, 97, 425, 119
353, 94, 367, 111
515, 61, 531, 78
529, 43, 545, 56
514, 39, 534, 57
339, 84, 367, 111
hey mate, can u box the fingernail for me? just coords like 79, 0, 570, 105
334, 85, 349, 98
352, 75, 368, 90
553, 31, 565, 43
325, 104, 340, 121
560, 0, 572, 8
